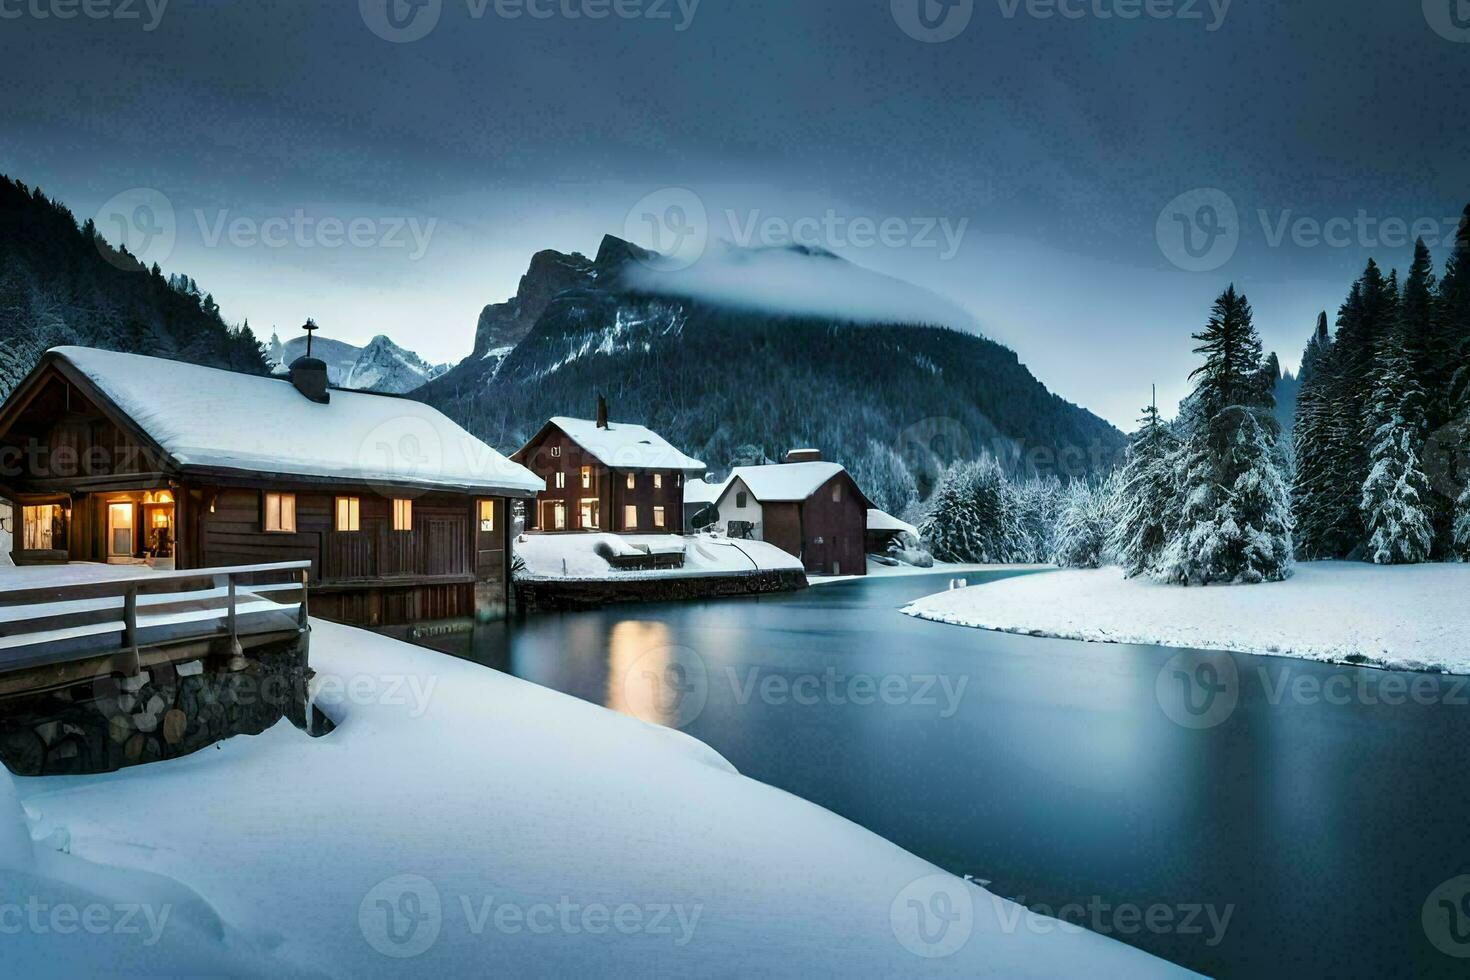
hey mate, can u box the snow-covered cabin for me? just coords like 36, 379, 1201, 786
511, 399, 706, 534
0, 347, 543, 626
711, 451, 873, 576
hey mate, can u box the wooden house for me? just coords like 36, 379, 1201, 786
512, 400, 706, 534
0, 346, 543, 627
710, 451, 873, 576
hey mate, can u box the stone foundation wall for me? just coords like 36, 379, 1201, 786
515, 569, 807, 613
0, 640, 312, 777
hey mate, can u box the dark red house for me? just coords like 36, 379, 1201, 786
0, 346, 544, 626
512, 402, 706, 534
709, 450, 874, 576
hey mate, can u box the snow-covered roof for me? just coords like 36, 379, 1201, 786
683, 477, 728, 505
867, 509, 918, 537
542, 416, 706, 473
47, 347, 544, 495
723, 462, 852, 503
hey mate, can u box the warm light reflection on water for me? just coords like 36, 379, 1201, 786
605, 619, 674, 724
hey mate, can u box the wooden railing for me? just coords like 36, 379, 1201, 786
0, 561, 312, 677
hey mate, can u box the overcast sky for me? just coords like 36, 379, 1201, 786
2, 0, 1466, 429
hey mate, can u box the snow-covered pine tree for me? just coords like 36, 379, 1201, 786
1157, 285, 1294, 585
1010, 475, 1063, 564
1054, 477, 1112, 569
918, 462, 983, 563
1360, 306, 1435, 564
1291, 313, 1336, 558
1440, 207, 1470, 425
966, 455, 1021, 562
917, 455, 1022, 563
1110, 391, 1176, 576
1455, 481, 1470, 561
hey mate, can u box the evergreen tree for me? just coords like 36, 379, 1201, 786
1010, 475, 1063, 564
918, 455, 1019, 563
1360, 314, 1435, 564
1455, 482, 1470, 561
1110, 391, 1177, 576
1292, 312, 1337, 558
1157, 286, 1294, 584
1054, 476, 1113, 569
1440, 207, 1470, 420
919, 462, 985, 563
1402, 238, 1440, 416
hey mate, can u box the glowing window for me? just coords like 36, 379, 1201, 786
479, 500, 495, 533
265, 493, 297, 532
393, 499, 413, 532
335, 497, 360, 532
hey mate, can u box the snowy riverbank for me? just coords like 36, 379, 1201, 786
3, 619, 1190, 977
903, 562, 1470, 674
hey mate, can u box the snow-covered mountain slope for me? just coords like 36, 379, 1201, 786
268, 332, 449, 394
417, 236, 1125, 509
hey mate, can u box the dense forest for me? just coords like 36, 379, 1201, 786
0, 175, 270, 397
920, 205, 1470, 577
1294, 212, 1470, 563
419, 238, 1126, 515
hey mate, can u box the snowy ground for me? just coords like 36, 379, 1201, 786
2, 619, 1192, 977
515, 532, 803, 582
903, 562, 1470, 674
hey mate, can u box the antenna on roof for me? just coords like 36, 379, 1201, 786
302, 318, 320, 359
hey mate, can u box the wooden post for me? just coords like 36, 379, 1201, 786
298, 568, 310, 630
123, 585, 141, 675
226, 573, 245, 667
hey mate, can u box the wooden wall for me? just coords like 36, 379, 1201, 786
797, 473, 868, 576
188, 485, 508, 627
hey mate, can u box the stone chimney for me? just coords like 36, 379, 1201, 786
784, 449, 822, 464
289, 318, 330, 404
289, 356, 330, 404
596, 393, 609, 429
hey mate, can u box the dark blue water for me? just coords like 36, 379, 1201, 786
429, 570, 1470, 978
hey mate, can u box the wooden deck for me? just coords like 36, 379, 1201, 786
0, 561, 311, 697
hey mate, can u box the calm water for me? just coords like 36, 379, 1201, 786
425, 570, 1470, 978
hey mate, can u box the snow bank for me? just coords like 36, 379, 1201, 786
9, 620, 1189, 977
516, 532, 803, 582
903, 562, 1470, 674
